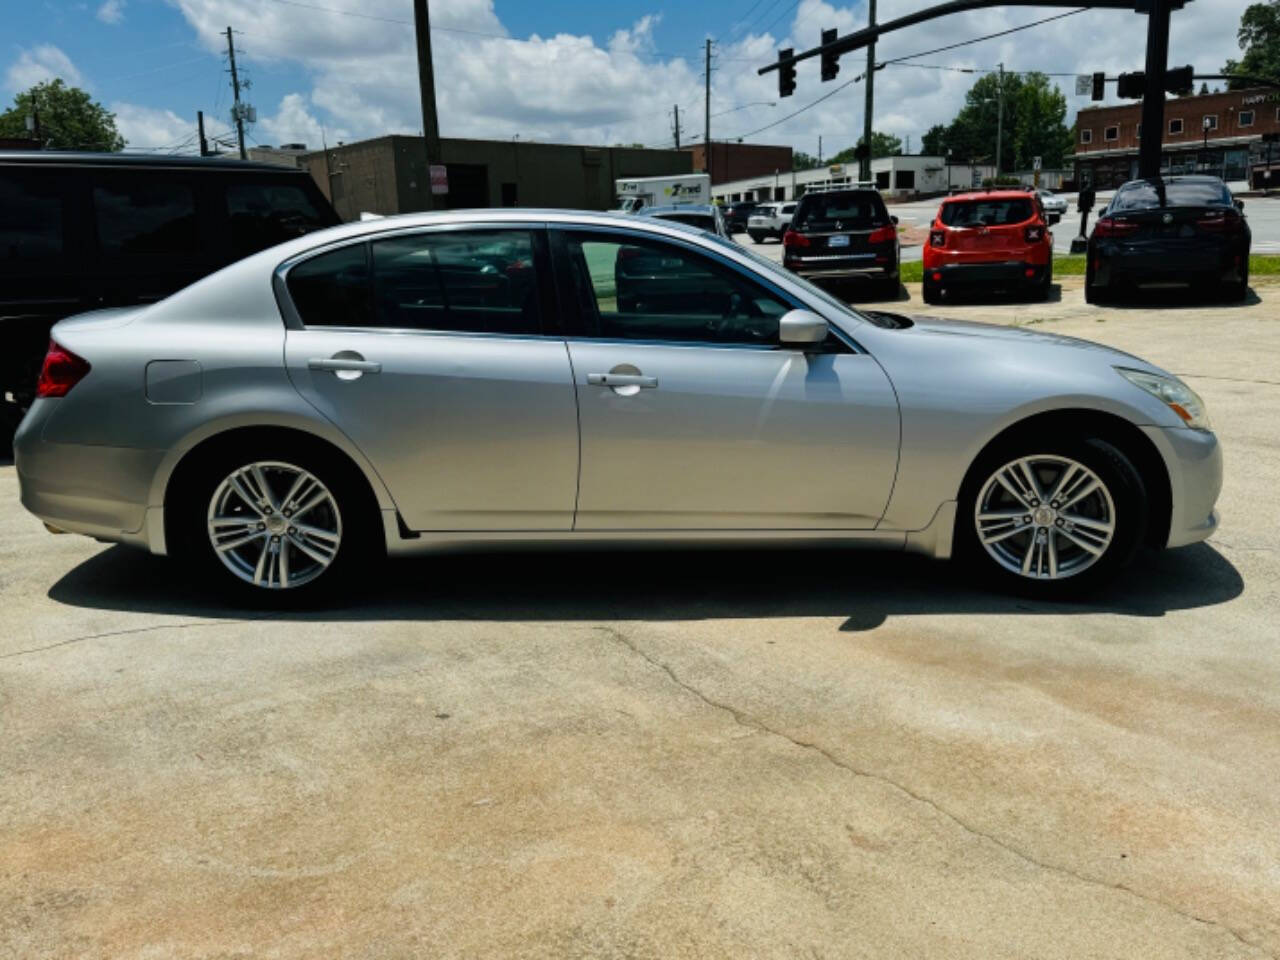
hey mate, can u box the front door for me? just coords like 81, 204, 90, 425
282, 226, 579, 531
555, 229, 900, 529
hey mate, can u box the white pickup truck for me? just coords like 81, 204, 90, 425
746, 201, 797, 243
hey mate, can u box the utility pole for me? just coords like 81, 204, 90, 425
1138, 0, 1171, 178
197, 111, 210, 157
225, 27, 247, 160
672, 104, 681, 149
861, 0, 876, 183
704, 39, 713, 182
413, 0, 442, 211
818, 134, 823, 164
995, 62, 1004, 177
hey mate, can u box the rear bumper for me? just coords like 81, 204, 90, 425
784, 257, 898, 281
1090, 241, 1246, 287
926, 261, 1047, 285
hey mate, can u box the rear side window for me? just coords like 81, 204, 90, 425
794, 192, 886, 230
1111, 180, 1232, 211
227, 182, 330, 257
94, 181, 197, 255
940, 198, 1033, 226
0, 171, 63, 262
287, 244, 373, 328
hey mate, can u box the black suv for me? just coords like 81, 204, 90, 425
723, 200, 759, 234
782, 188, 899, 300
1, 152, 339, 425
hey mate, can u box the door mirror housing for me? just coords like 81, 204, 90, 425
890, 215, 899, 225
1048, 212, 1061, 225
779, 309, 828, 347
1233, 198, 1244, 214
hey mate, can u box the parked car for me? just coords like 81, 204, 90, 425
747, 201, 797, 243
782, 187, 899, 300
922, 190, 1056, 304
0, 152, 340, 426
723, 200, 760, 233
16, 209, 1220, 601
1086, 176, 1250, 303
638, 203, 729, 237
1038, 189, 1069, 216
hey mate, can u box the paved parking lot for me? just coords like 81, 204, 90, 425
2, 278, 1278, 958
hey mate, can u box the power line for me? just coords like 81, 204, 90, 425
761, 0, 803, 38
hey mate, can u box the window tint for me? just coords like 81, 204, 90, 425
0, 172, 63, 263
227, 182, 329, 256
94, 181, 197, 255
372, 230, 540, 334
794, 192, 886, 230
1111, 180, 1231, 211
656, 213, 716, 231
569, 233, 790, 346
940, 198, 1033, 226
287, 244, 373, 328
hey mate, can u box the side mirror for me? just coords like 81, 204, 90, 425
779, 309, 828, 347
1234, 199, 1245, 213
890, 215, 899, 225
1049, 212, 1061, 225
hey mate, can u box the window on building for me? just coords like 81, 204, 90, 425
93, 180, 197, 256
1104, 126, 1119, 141
1239, 110, 1254, 127
1203, 115, 1218, 131
500, 182, 518, 207
874, 171, 890, 188
895, 170, 916, 190
1080, 128, 1093, 144
1136, 124, 1142, 139
1169, 118, 1184, 135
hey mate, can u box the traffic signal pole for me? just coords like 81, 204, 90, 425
1138, 0, 1171, 178
861, 0, 876, 183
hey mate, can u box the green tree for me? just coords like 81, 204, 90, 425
926, 72, 1072, 171
0, 79, 124, 150
792, 150, 822, 170
920, 124, 948, 156
827, 131, 902, 164
1224, 0, 1280, 87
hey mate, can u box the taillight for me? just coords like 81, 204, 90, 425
1024, 224, 1045, 243
1093, 217, 1139, 238
783, 229, 809, 248
1195, 210, 1243, 233
35, 340, 91, 398
929, 229, 947, 248
867, 224, 896, 244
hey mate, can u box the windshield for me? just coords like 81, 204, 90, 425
940, 198, 1033, 227
793, 192, 886, 230
1111, 179, 1232, 211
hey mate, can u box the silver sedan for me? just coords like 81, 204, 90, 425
15, 210, 1221, 600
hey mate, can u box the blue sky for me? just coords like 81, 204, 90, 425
4, 0, 1249, 154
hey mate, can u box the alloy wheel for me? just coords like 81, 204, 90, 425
206, 461, 342, 590
974, 454, 1116, 581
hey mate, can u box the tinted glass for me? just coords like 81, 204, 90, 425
656, 213, 716, 231
940, 198, 1034, 226
287, 244, 373, 327
0, 171, 63, 262
570, 234, 789, 345
227, 182, 330, 256
1111, 180, 1232, 211
372, 230, 540, 335
94, 181, 197, 255
793, 192, 886, 230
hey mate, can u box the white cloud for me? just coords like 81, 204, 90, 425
159, 0, 1249, 157
110, 101, 191, 149
97, 0, 126, 24
5, 45, 85, 92
259, 92, 348, 148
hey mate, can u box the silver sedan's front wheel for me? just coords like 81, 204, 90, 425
206, 461, 343, 590
974, 454, 1116, 581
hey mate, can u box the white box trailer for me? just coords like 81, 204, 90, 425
615, 173, 711, 212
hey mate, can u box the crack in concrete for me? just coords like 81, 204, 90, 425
0, 616, 272, 660
596, 625, 1275, 959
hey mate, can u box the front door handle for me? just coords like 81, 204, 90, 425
308, 358, 382, 374
587, 373, 658, 388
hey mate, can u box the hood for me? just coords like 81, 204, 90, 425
901, 313, 1149, 365
52, 306, 145, 335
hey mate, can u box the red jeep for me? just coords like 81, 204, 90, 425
921, 189, 1055, 304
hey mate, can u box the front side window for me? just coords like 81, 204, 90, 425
0, 171, 63, 263
566, 232, 790, 346
227, 182, 330, 257
94, 180, 197, 255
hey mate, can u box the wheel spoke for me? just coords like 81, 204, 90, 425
292, 521, 340, 542
1063, 513, 1114, 535
995, 468, 1035, 508
1047, 463, 1079, 504
279, 538, 290, 587
250, 465, 279, 511
1059, 478, 1101, 511
293, 490, 329, 519
210, 515, 255, 529
288, 533, 334, 566
214, 529, 265, 553
1021, 534, 1038, 575
252, 537, 271, 586
981, 524, 1025, 546
1017, 459, 1045, 502
1047, 530, 1059, 578
1058, 527, 1105, 556
280, 472, 313, 512
228, 475, 266, 517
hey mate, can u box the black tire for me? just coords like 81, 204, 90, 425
955, 436, 1148, 598
1039, 258, 1053, 301
169, 435, 380, 604
1084, 264, 1105, 305
921, 277, 942, 305
1224, 261, 1249, 302
749, 232, 764, 244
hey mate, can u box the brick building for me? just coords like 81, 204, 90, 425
682, 142, 793, 185
1074, 86, 1280, 188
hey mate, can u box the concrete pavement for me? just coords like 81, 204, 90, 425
2, 278, 1278, 958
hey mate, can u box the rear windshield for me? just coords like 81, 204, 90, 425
793, 191, 887, 230
940, 198, 1033, 227
1111, 180, 1232, 211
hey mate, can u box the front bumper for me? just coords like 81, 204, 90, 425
14, 399, 164, 550
1141, 424, 1222, 548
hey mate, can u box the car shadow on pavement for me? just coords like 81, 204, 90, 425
924, 284, 1064, 306
1103, 286, 1262, 309
47, 541, 1243, 633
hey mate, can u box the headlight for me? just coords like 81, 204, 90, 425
1117, 368, 1211, 431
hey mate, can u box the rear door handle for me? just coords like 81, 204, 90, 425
308, 358, 382, 374
587, 373, 658, 388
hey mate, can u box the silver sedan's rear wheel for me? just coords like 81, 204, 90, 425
974, 454, 1116, 581
206, 461, 343, 590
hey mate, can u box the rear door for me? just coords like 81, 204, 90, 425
939, 196, 1035, 259
282, 225, 580, 531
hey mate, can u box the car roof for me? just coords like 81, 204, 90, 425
1117, 174, 1227, 188
0, 150, 307, 173
941, 189, 1034, 203
640, 204, 717, 216
797, 188, 880, 199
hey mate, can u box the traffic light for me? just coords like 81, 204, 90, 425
820, 28, 840, 82
1091, 72, 1105, 101
1116, 71, 1145, 99
1164, 64, 1194, 94
778, 48, 796, 98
